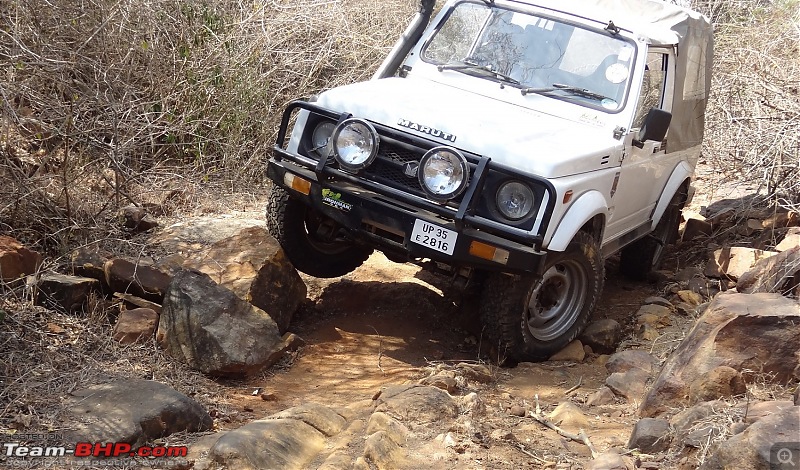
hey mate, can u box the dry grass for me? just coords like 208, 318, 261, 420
1, 0, 415, 255
0, 291, 228, 442
692, 0, 800, 211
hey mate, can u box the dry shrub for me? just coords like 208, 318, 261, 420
0, 0, 415, 253
693, 0, 800, 210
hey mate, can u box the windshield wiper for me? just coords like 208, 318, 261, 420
521, 83, 607, 100
438, 60, 521, 86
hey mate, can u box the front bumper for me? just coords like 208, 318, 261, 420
268, 159, 547, 274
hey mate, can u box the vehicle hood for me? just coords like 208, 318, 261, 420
316, 77, 619, 178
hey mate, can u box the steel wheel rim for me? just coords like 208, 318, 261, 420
303, 209, 351, 255
525, 259, 588, 341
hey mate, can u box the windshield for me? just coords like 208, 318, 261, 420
423, 2, 637, 112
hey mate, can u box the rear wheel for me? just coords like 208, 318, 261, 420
266, 186, 372, 278
480, 231, 604, 362
619, 187, 686, 280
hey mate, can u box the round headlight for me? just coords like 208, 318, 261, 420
311, 121, 336, 159
418, 147, 469, 201
332, 118, 379, 172
496, 181, 535, 220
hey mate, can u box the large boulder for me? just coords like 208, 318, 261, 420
183, 226, 306, 334
640, 292, 800, 417
736, 246, 800, 295
157, 269, 292, 377
704, 247, 776, 280
66, 379, 212, 447
0, 236, 41, 281
700, 407, 800, 470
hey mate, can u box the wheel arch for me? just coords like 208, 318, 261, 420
546, 190, 608, 252
651, 162, 692, 231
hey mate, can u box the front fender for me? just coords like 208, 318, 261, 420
651, 161, 692, 230
546, 191, 608, 252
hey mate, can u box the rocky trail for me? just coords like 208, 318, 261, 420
1, 171, 799, 470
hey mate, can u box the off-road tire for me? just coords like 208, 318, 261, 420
619, 187, 686, 281
479, 231, 604, 363
265, 186, 372, 278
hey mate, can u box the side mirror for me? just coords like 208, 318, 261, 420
635, 108, 672, 147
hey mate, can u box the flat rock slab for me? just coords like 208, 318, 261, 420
209, 418, 326, 470
104, 258, 172, 303
66, 379, 212, 447
32, 273, 99, 312
375, 385, 458, 424
640, 292, 800, 417
701, 406, 800, 470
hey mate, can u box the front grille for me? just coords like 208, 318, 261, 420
363, 141, 427, 197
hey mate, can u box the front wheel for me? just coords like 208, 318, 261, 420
265, 186, 372, 278
479, 231, 604, 362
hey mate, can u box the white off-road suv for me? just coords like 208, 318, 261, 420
266, 0, 713, 361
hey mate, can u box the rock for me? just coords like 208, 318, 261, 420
579, 319, 622, 354
736, 246, 800, 295
744, 401, 795, 424
795, 386, 799, 405
606, 369, 649, 402
674, 301, 698, 316
683, 218, 713, 241
701, 407, 800, 470
157, 269, 290, 377
113, 292, 162, 314
31, 274, 99, 312
70, 246, 111, 282
0, 236, 41, 281
367, 412, 409, 446
776, 228, 800, 252
639, 324, 660, 341
375, 385, 458, 424
670, 400, 736, 447
548, 402, 590, 433
688, 277, 719, 298
363, 430, 407, 469
761, 210, 799, 229
273, 403, 346, 437
209, 418, 325, 470
490, 429, 512, 440
628, 418, 672, 453
688, 366, 746, 404
637, 304, 672, 327
456, 362, 493, 383
548, 339, 586, 361
105, 258, 172, 303
606, 350, 657, 375
640, 292, 800, 417
643, 296, 674, 307
120, 204, 159, 232
420, 374, 458, 393
675, 289, 703, 306
510, 405, 526, 417
113, 308, 159, 344
585, 451, 634, 470
587, 386, 617, 406
66, 379, 212, 447
704, 247, 777, 280
706, 207, 737, 226
183, 226, 306, 334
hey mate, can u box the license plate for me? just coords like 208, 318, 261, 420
410, 219, 457, 255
